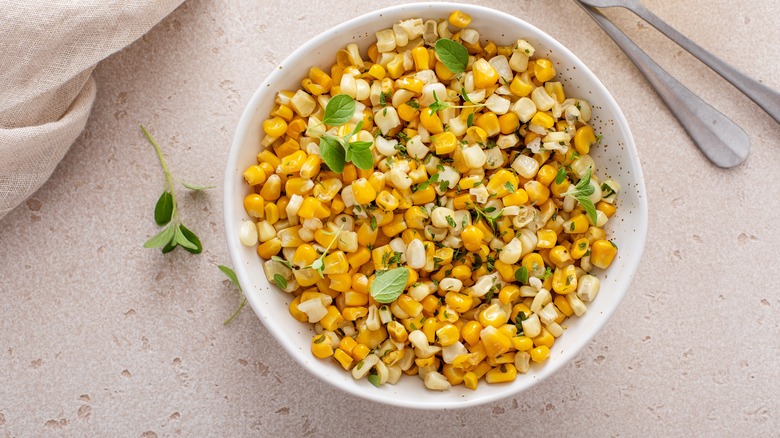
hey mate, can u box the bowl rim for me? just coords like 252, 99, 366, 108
224, 1, 648, 409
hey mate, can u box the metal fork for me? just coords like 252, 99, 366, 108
578, 0, 780, 124
574, 1, 750, 168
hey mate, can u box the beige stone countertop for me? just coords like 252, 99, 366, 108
1, 0, 779, 436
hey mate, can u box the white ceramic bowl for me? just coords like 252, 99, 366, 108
225, 2, 648, 409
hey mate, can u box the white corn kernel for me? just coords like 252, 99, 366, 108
566, 292, 587, 316
240, 220, 258, 246
420, 83, 447, 108
366, 304, 381, 330
531, 86, 555, 111
511, 97, 537, 123
439, 278, 463, 293
545, 321, 563, 337
375, 136, 399, 157
521, 313, 541, 338
406, 239, 426, 269
352, 354, 378, 379
408, 330, 429, 350
374, 106, 401, 135
408, 282, 431, 301
256, 220, 276, 242
285, 195, 303, 225
577, 274, 600, 302
441, 341, 468, 364
430, 207, 456, 228
290, 90, 316, 117
424, 371, 452, 391
462, 145, 487, 169
489, 55, 513, 84
460, 28, 480, 44
538, 302, 559, 325
484, 147, 505, 169
296, 298, 327, 322
484, 94, 510, 114
472, 273, 500, 297
530, 288, 551, 313
511, 154, 540, 178
499, 238, 523, 264
387, 167, 413, 190
509, 51, 529, 72
515, 351, 531, 373
337, 231, 358, 253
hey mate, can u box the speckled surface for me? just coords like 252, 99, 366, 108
1, 0, 779, 436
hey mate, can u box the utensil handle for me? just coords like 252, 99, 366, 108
577, 3, 749, 168
633, 3, 780, 124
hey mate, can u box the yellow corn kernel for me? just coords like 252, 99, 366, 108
478, 303, 509, 328
262, 116, 287, 137
355, 326, 388, 349
564, 214, 590, 234
533, 58, 556, 83
383, 349, 405, 366
285, 178, 313, 197
342, 163, 357, 184
264, 203, 280, 225
498, 285, 521, 305
444, 292, 473, 314
386, 53, 405, 79
553, 295, 573, 318
420, 108, 444, 134
351, 343, 370, 361
411, 185, 436, 205
509, 75, 533, 97
284, 118, 305, 141
485, 363, 517, 383
336, 337, 357, 355
330, 347, 352, 370
323, 251, 349, 275
552, 265, 578, 294
460, 321, 483, 347
550, 177, 571, 198
591, 239, 617, 269
243, 165, 267, 186
536, 164, 557, 186
356, 222, 378, 247
521, 252, 545, 278
257, 149, 281, 168
272, 104, 294, 121
432, 131, 457, 155
486, 169, 519, 198
435, 61, 456, 81
314, 228, 338, 248
397, 76, 424, 94
342, 306, 368, 321
311, 334, 334, 358
545, 81, 565, 103
530, 111, 555, 129
371, 245, 393, 270
421, 294, 440, 314
397, 102, 420, 122
596, 201, 617, 218
404, 206, 428, 229
274, 138, 300, 160
292, 244, 318, 268
524, 180, 550, 205
498, 112, 520, 135
352, 178, 377, 205
411, 46, 429, 71
493, 260, 515, 283
288, 296, 308, 322
472, 58, 499, 89
386, 320, 409, 343
502, 190, 529, 207
442, 364, 465, 386
278, 226, 304, 248
448, 10, 471, 28
295, 197, 319, 219
367, 63, 386, 80
279, 150, 307, 174
320, 306, 345, 331
451, 265, 471, 281
345, 248, 370, 271
243, 193, 265, 218
511, 335, 534, 351
480, 326, 512, 358
299, 155, 321, 179
573, 125, 597, 155
474, 112, 500, 137
376, 190, 399, 211
381, 214, 407, 238
549, 245, 573, 268
435, 324, 460, 347
463, 371, 478, 390
530, 345, 550, 363
570, 238, 590, 260
535, 229, 557, 249
397, 294, 423, 318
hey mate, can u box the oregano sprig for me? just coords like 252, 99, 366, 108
428, 90, 486, 115
219, 265, 246, 325
310, 94, 374, 172
434, 38, 469, 75
141, 126, 212, 254
560, 167, 598, 225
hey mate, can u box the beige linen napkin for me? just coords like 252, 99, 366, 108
0, 0, 184, 220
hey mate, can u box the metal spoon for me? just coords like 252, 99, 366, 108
578, 0, 780, 124
575, 2, 749, 168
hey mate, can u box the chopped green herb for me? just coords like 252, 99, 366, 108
515, 266, 529, 284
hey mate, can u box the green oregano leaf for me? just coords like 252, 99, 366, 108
367, 374, 381, 387
434, 39, 469, 75
319, 136, 346, 173
370, 267, 409, 304
179, 181, 216, 191
514, 265, 529, 284
179, 225, 202, 254
174, 224, 198, 250
273, 274, 287, 289
555, 167, 567, 185
351, 147, 374, 170
154, 191, 174, 226
322, 94, 356, 126
144, 224, 175, 248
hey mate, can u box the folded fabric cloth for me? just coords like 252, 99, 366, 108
0, 0, 184, 220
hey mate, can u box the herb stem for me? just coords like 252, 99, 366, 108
141, 125, 179, 220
